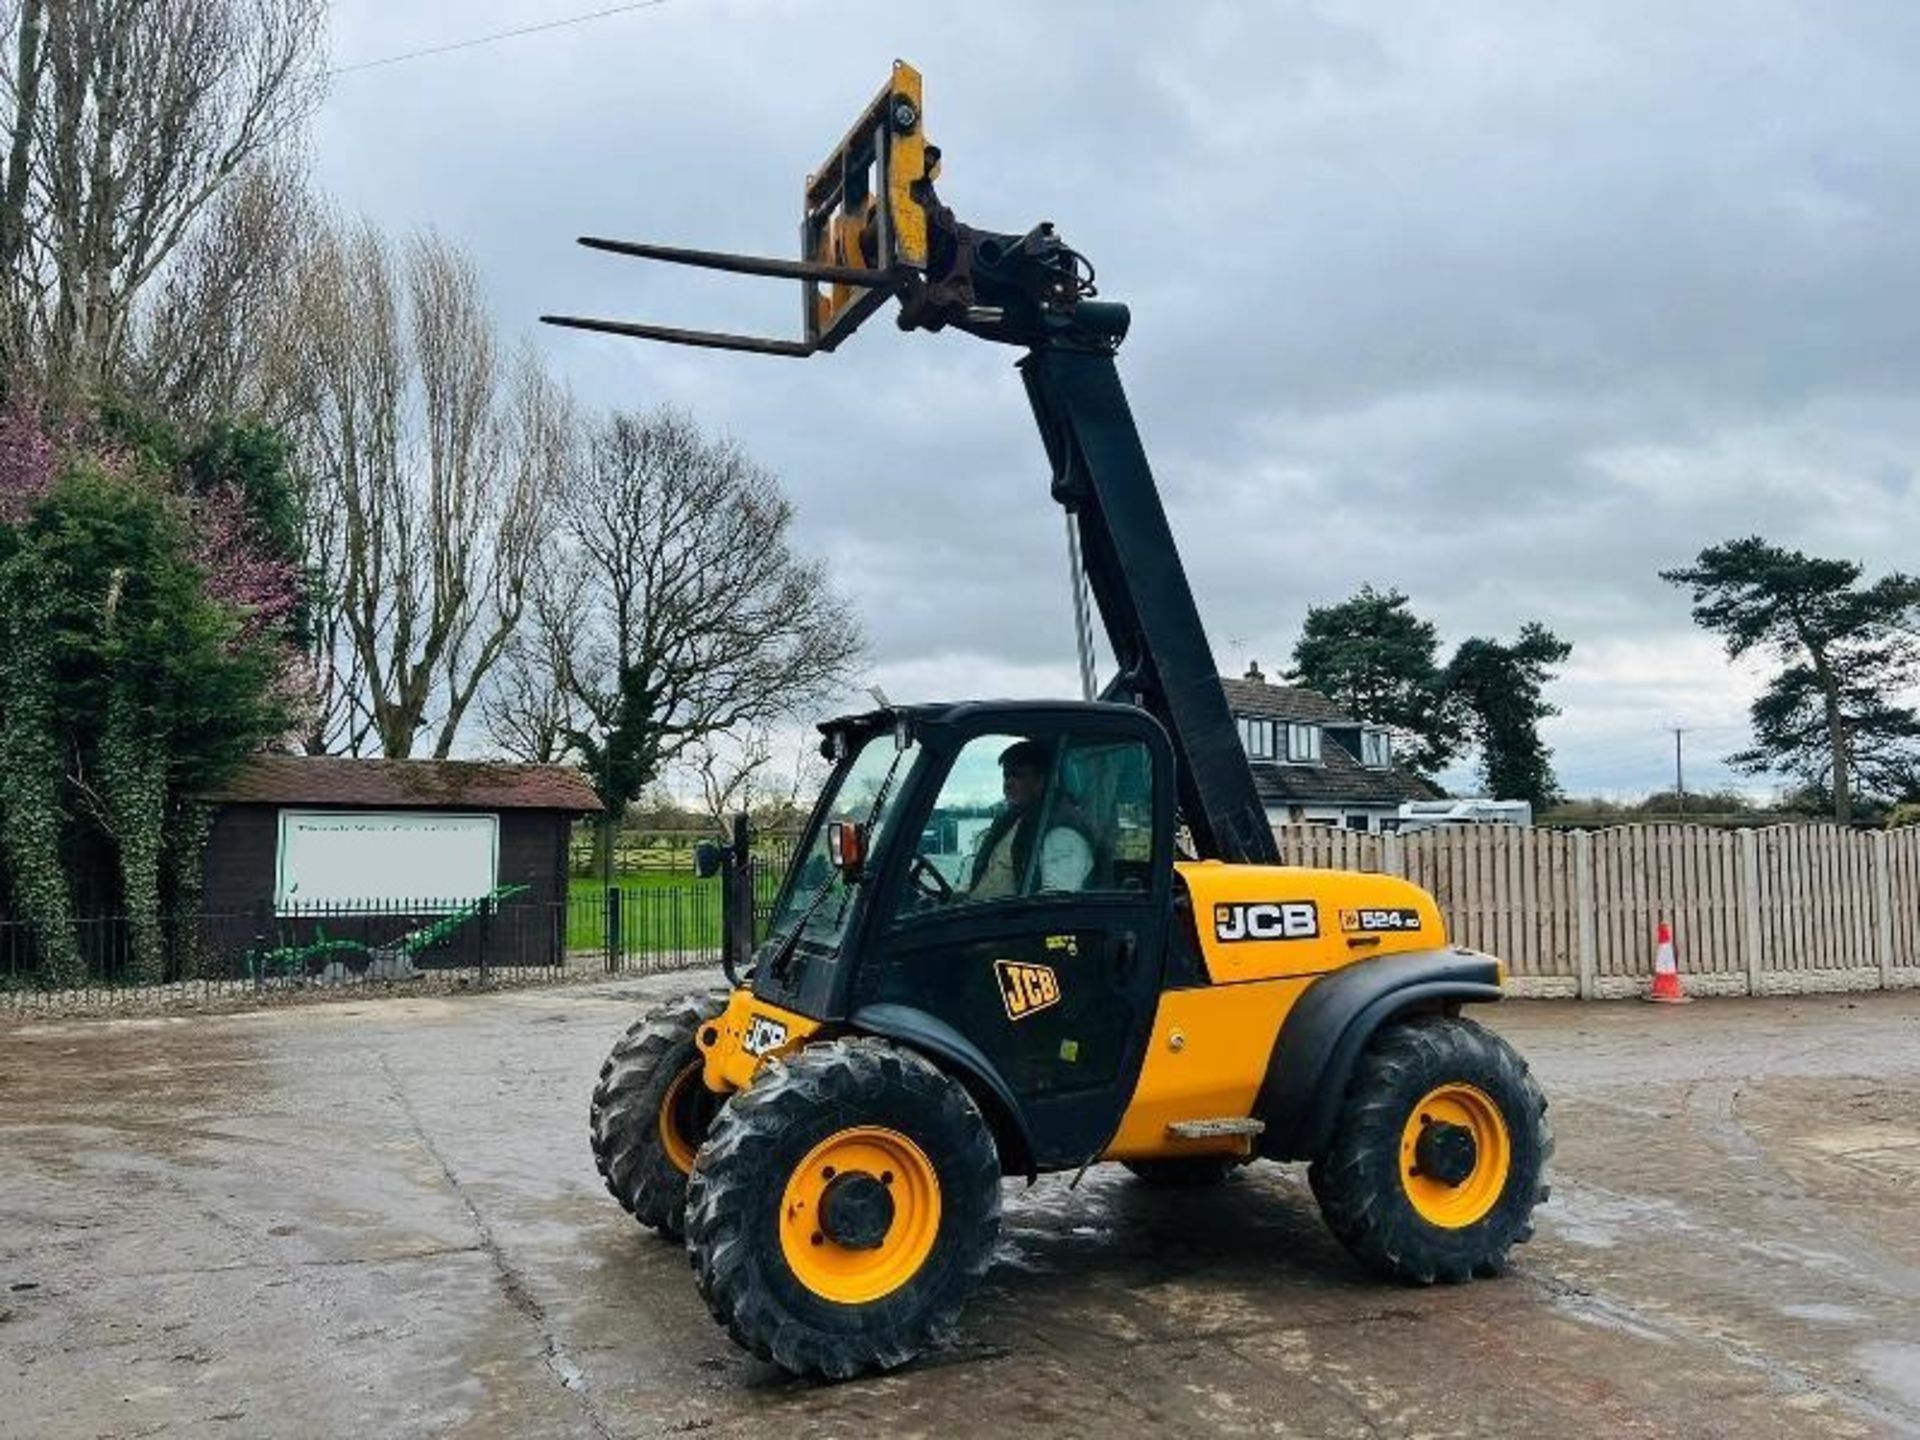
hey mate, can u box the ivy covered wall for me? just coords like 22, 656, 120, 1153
0, 387, 300, 983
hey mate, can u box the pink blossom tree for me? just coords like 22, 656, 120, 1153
188, 484, 300, 643
0, 383, 56, 524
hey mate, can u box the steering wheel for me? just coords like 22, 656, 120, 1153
908, 853, 955, 903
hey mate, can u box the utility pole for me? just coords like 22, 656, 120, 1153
1672, 727, 1687, 818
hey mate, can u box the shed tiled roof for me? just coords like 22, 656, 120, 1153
200, 755, 603, 812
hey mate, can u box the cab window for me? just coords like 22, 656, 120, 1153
900, 731, 1154, 915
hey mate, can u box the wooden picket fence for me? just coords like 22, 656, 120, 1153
1273, 823, 1920, 998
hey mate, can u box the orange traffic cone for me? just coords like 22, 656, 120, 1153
1645, 919, 1691, 1004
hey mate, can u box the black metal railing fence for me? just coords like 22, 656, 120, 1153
3, 851, 795, 1011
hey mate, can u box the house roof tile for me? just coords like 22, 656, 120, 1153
1222, 674, 1445, 808
1218, 677, 1351, 725
1251, 740, 1442, 807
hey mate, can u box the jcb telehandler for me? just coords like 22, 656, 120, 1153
550, 63, 1550, 1380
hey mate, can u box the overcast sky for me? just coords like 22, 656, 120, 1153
315, 1, 1920, 798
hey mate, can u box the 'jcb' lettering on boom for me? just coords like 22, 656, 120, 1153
1214, 901, 1319, 942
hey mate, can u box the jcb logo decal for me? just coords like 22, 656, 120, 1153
1214, 901, 1319, 943
995, 960, 1062, 1021
741, 1015, 790, 1056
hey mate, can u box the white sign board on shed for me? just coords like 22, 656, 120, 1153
275, 810, 499, 913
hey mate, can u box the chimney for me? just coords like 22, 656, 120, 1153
1244, 659, 1266, 684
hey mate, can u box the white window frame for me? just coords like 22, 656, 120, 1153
1361, 729, 1392, 769
1285, 723, 1321, 764
1238, 716, 1275, 761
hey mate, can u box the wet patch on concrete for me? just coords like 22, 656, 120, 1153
1779, 1301, 1867, 1325
1856, 1341, 1920, 1411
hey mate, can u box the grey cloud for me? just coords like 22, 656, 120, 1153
317, 1, 1920, 795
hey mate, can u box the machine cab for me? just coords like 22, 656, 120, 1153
751, 700, 1176, 1166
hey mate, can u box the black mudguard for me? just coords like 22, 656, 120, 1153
850, 1002, 1039, 1179
1254, 948, 1503, 1162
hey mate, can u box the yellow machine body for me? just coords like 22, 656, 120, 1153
1102, 862, 1452, 1160
693, 863, 1475, 1172
696, 990, 821, 1093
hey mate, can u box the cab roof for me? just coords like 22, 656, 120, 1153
815, 698, 1156, 755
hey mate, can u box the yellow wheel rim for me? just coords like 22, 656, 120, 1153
778, 1126, 943, 1304
1399, 1083, 1511, 1228
656, 1062, 706, 1176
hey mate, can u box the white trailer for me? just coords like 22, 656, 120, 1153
1393, 798, 1533, 833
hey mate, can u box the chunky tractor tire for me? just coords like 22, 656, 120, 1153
589, 991, 727, 1238
1123, 1156, 1242, 1188
1309, 1013, 1551, 1285
685, 1038, 1002, 1379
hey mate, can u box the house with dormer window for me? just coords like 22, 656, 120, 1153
1222, 663, 1443, 832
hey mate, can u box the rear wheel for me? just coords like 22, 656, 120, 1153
685, 1038, 1001, 1379
590, 991, 727, 1237
1309, 1013, 1550, 1284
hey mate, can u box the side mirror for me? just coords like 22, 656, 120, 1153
825, 820, 867, 880
693, 840, 729, 879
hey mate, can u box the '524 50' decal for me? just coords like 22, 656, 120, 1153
1341, 906, 1424, 933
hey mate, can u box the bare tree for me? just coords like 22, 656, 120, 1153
0, 2, 45, 341
129, 155, 312, 419
482, 558, 588, 764
685, 723, 823, 835
273, 217, 400, 753
553, 408, 863, 868
424, 342, 568, 758
2, 0, 327, 389
276, 220, 560, 757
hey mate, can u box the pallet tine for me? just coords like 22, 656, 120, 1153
540, 313, 817, 357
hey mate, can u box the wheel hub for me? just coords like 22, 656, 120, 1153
1398, 1082, 1513, 1229
1413, 1119, 1478, 1186
779, 1126, 944, 1304
818, 1171, 895, 1249
656, 1063, 716, 1176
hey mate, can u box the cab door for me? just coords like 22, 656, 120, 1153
859, 715, 1173, 1168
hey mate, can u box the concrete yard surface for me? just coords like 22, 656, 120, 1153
3, 981, 1918, 1437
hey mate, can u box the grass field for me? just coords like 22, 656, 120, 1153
564, 872, 784, 955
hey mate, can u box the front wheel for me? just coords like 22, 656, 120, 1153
590, 991, 727, 1237
1309, 1013, 1550, 1285
685, 1038, 1002, 1379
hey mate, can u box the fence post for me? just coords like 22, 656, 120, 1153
1573, 829, 1596, 1000
605, 886, 623, 974
1381, 832, 1404, 878
1739, 828, 1764, 995
1873, 829, 1894, 991
478, 894, 492, 986
253, 900, 271, 992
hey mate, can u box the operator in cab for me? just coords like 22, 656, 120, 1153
967, 740, 1096, 898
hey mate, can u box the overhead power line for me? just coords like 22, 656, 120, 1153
330, 0, 672, 76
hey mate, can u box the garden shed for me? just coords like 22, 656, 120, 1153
197, 756, 601, 973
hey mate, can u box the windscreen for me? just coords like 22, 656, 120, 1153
764, 732, 917, 949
